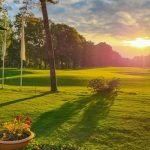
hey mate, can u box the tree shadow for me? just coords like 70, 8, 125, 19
0, 91, 52, 107
32, 95, 92, 136
4, 76, 87, 86
0, 68, 33, 78
32, 92, 117, 143
66, 92, 117, 144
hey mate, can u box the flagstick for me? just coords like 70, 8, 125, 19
2, 57, 5, 89
1, 19, 6, 89
20, 16, 23, 91
20, 59, 23, 90
20, 15, 25, 91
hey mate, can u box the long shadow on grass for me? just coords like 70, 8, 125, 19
0, 68, 33, 78
0, 92, 51, 107
4, 76, 87, 86
66, 92, 117, 144
32, 92, 117, 142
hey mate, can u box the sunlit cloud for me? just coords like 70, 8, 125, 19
116, 11, 137, 26
4, 0, 150, 57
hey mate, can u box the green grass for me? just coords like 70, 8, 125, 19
0, 67, 150, 150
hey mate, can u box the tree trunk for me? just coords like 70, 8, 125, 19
40, 0, 57, 91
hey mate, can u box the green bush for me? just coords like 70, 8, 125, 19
88, 78, 120, 94
88, 78, 105, 93
108, 78, 120, 92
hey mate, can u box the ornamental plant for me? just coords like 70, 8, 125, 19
0, 116, 31, 141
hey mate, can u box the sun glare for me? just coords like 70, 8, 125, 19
124, 38, 150, 48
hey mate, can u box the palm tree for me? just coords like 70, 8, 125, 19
40, 0, 58, 92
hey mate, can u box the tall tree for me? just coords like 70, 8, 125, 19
40, 0, 58, 91
13, 0, 58, 91
51, 23, 86, 69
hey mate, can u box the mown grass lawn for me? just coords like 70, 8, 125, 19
0, 67, 150, 150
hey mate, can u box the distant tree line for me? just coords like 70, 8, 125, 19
0, 14, 150, 69
1, 14, 87, 69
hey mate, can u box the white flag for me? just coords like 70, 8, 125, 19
21, 18, 26, 61
1, 31, 6, 61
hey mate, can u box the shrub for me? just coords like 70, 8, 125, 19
88, 78, 120, 94
24, 141, 81, 150
88, 78, 106, 93
108, 78, 120, 92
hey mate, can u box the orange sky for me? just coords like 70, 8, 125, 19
82, 32, 150, 58
6, 0, 150, 58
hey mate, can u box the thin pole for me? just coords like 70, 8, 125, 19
20, 59, 23, 88
2, 56, 5, 89
1, 19, 6, 89
20, 15, 26, 90
20, 16, 23, 90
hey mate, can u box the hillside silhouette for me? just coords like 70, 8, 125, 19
83, 42, 150, 68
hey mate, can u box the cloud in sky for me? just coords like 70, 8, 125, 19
5, 0, 150, 57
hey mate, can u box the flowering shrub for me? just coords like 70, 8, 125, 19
24, 140, 81, 150
0, 116, 31, 141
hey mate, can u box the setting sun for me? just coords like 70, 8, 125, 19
124, 38, 150, 48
